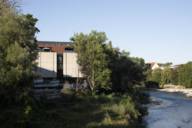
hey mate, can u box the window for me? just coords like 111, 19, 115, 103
43, 47, 51, 52
65, 47, 74, 52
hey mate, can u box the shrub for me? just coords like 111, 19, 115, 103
145, 81, 159, 88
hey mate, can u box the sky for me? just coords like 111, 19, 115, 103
21, 0, 192, 64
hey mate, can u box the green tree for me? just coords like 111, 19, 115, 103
0, 0, 39, 103
105, 43, 146, 92
72, 31, 146, 93
177, 62, 192, 88
71, 31, 111, 92
160, 67, 172, 87
170, 68, 178, 85
150, 68, 162, 84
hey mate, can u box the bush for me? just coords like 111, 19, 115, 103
111, 97, 140, 120
145, 81, 159, 88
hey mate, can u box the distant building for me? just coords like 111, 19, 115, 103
146, 62, 161, 70
35, 41, 83, 79
146, 62, 167, 70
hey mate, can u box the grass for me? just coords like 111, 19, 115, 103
0, 90, 147, 128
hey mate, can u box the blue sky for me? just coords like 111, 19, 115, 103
22, 0, 192, 64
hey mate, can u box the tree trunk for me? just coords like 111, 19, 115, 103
87, 77, 94, 92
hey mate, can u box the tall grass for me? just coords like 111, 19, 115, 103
0, 91, 147, 128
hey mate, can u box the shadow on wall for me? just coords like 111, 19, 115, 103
34, 67, 87, 89
35, 67, 83, 80
36, 67, 57, 78
34, 67, 85, 84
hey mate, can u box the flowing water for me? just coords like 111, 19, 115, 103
145, 91, 192, 128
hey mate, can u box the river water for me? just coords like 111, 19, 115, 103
145, 91, 192, 128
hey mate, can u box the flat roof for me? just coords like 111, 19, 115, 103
38, 41, 72, 45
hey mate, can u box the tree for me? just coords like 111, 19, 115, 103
160, 67, 172, 87
170, 68, 178, 85
0, 0, 39, 103
71, 31, 111, 92
149, 68, 162, 84
105, 43, 146, 92
177, 62, 192, 88
72, 31, 146, 93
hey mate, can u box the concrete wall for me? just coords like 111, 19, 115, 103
36, 52, 57, 78
63, 52, 83, 78
35, 51, 83, 78
152, 63, 160, 70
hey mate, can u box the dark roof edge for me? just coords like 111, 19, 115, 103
37, 40, 72, 44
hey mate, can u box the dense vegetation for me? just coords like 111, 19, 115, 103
147, 62, 192, 88
71, 31, 146, 92
0, 0, 39, 127
0, 0, 38, 101
71, 31, 111, 91
69, 31, 148, 127
15, 92, 146, 128
0, 1, 148, 128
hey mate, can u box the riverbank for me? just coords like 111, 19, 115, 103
159, 85, 192, 98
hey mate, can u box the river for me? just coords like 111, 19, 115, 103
145, 91, 192, 128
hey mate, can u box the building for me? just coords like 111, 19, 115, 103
146, 62, 162, 70
36, 41, 83, 79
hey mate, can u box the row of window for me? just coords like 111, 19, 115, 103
38, 47, 74, 52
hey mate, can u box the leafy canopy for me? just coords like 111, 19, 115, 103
71, 31, 111, 91
0, 0, 39, 102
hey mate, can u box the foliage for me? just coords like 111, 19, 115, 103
146, 62, 192, 88
170, 68, 178, 85
160, 67, 172, 87
147, 67, 174, 88
71, 31, 112, 91
0, 0, 39, 103
104, 42, 146, 92
0, 1, 39, 127
145, 81, 159, 88
2, 94, 145, 128
177, 62, 192, 88
72, 31, 146, 92
147, 68, 162, 85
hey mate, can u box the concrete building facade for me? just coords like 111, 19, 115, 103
36, 52, 57, 78
63, 52, 83, 78
36, 41, 83, 79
